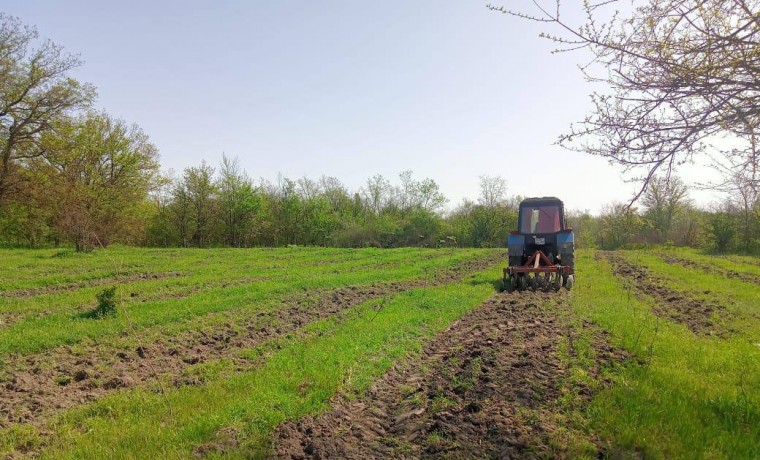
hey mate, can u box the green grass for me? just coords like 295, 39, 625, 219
5, 245, 760, 458
0, 247, 495, 355
573, 250, 760, 459
620, 250, 760, 339
1, 267, 500, 459
655, 246, 760, 277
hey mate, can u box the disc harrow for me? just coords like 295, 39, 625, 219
502, 250, 573, 292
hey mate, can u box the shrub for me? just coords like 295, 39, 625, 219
91, 287, 117, 318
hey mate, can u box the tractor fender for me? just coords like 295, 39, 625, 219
507, 234, 525, 256
557, 231, 574, 254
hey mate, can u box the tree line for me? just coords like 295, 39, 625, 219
137, 168, 760, 254
571, 176, 760, 254
140, 163, 521, 249
3, 136, 760, 255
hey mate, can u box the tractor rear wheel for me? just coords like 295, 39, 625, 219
563, 253, 575, 273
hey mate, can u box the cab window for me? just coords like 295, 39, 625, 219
520, 205, 561, 234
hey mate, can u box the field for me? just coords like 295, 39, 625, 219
1, 246, 759, 459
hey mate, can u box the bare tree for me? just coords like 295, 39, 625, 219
489, 0, 760, 202
296, 176, 321, 200
362, 174, 391, 215
319, 175, 350, 210
478, 175, 507, 208
392, 170, 447, 213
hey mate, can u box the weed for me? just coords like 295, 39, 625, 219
83, 287, 117, 319
431, 393, 456, 413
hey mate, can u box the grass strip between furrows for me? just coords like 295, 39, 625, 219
0, 247, 459, 311
0, 249, 493, 355
0, 247, 375, 290
621, 250, 760, 339
573, 250, 760, 459
655, 247, 760, 277
3, 267, 500, 459
0, 248, 450, 323
0, 253, 499, 429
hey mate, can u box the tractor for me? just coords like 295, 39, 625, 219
502, 197, 575, 292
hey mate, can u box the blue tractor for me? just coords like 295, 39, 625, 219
503, 197, 575, 292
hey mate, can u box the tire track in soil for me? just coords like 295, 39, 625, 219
0, 254, 502, 430
600, 251, 736, 337
273, 292, 626, 460
656, 253, 760, 286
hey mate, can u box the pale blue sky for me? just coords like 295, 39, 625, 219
4, 1, 721, 212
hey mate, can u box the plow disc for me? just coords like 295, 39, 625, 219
502, 250, 574, 292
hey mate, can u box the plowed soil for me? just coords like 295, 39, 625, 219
0, 254, 501, 428
600, 252, 735, 336
274, 292, 626, 459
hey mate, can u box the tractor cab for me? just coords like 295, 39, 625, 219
504, 197, 575, 291
518, 198, 565, 235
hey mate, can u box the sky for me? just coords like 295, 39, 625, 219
4, 0, 727, 213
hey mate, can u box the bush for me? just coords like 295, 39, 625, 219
90, 287, 117, 318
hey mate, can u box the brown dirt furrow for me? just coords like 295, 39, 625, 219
273, 292, 625, 460
657, 253, 760, 286
0, 271, 185, 299
0, 312, 22, 329
0, 253, 502, 429
600, 251, 735, 336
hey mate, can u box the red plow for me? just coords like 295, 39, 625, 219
503, 250, 574, 292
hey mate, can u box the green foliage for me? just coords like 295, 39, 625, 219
598, 204, 646, 250
565, 210, 598, 248
0, 14, 95, 212
143, 168, 496, 249
0, 202, 52, 248
60, 113, 158, 250
709, 211, 737, 253
448, 200, 517, 248
90, 287, 117, 318
641, 176, 690, 244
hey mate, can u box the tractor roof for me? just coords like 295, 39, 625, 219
519, 197, 564, 206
